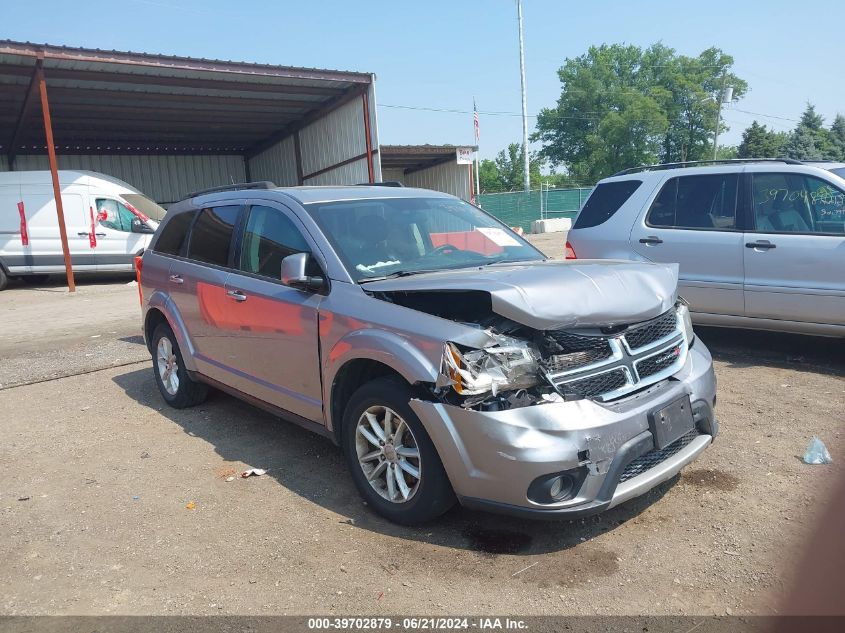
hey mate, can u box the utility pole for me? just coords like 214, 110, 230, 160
516, 0, 530, 192
713, 71, 731, 160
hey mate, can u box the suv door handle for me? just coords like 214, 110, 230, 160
226, 289, 248, 302
746, 240, 776, 250
639, 236, 663, 245
169, 274, 184, 285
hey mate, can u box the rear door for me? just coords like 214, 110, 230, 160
743, 170, 845, 325
219, 202, 325, 421
168, 204, 242, 383
629, 171, 745, 316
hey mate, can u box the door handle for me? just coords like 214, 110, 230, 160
226, 289, 248, 302
745, 240, 776, 250
639, 236, 663, 245
95, 232, 106, 237
169, 274, 184, 285
77, 231, 89, 236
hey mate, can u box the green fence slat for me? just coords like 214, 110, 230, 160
477, 187, 593, 232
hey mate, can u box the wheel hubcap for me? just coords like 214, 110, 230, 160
355, 405, 421, 503
156, 337, 179, 396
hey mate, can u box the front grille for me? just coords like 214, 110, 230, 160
562, 369, 628, 398
623, 310, 678, 350
636, 345, 682, 380
542, 307, 686, 402
618, 429, 700, 483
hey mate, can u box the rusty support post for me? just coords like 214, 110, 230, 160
362, 90, 375, 183
37, 66, 75, 292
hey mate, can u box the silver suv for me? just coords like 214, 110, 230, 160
139, 183, 717, 524
567, 159, 845, 337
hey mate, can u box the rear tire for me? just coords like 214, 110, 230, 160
342, 377, 455, 525
0, 267, 7, 291
151, 323, 208, 409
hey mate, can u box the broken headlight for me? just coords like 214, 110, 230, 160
439, 336, 540, 397
677, 298, 695, 346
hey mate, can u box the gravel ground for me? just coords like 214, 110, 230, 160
1, 251, 843, 616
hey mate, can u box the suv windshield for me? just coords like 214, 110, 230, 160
306, 197, 544, 281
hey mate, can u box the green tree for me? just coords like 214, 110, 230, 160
737, 121, 786, 158
533, 43, 747, 181
784, 126, 818, 160
790, 104, 838, 159
478, 143, 543, 192
830, 114, 845, 160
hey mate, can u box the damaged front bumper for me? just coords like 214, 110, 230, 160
409, 341, 717, 518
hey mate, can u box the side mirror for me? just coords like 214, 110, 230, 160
131, 217, 154, 233
280, 252, 325, 291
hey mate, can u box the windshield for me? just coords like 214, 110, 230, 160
122, 193, 167, 221
305, 197, 544, 282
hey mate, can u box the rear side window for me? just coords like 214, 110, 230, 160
154, 210, 196, 256
186, 206, 240, 267
573, 180, 642, 229
647, 174, 738, 230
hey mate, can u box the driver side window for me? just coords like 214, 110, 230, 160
751, 173, 845, 234
239, 205, 317, 280
96, 198, 135, 232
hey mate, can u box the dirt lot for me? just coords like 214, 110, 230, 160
1, 256, 843, 616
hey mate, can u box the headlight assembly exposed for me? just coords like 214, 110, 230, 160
439, 335, 540, 397
677, 298, 695, 346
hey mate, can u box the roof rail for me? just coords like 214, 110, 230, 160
612, 158, 803, 177
187, 181, 276, 198
355, 181, 404, 187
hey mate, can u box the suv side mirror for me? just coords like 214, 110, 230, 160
280, 252, 325, 291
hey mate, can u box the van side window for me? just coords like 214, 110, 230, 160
239, 205, 314, 279
186, 206, 240, 267
96, 198, 135, 232
153, 210, 196, 256
647, 174, 738, 230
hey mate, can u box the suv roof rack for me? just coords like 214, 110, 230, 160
186, 181, 276, 198
355, 181, 404, 187
612, 158, 803, 177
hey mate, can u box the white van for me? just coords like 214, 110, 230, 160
0, 170, 165, 289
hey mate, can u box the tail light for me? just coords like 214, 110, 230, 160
134, 255, 144, 305
565, 241, 577, 260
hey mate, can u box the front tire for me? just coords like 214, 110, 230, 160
151, 323, 208, 409
342, 377, 455, 524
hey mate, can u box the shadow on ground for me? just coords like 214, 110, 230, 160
112, 366, 676, 557
698, 326, 845, 376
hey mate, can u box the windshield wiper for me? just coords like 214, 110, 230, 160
358, 269, 440, 283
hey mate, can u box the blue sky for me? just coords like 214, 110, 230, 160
3, 0, 843, 161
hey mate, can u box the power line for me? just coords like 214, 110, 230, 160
378, 103, 599, 120
730, 107, 799, 123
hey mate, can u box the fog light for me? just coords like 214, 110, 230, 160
549, 476, 565, 499
527, 467, 587, 504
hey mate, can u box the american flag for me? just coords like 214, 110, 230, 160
473, 99, 480, 143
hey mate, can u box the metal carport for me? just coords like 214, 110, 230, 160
0, 40, 380, 289
380, 145, 476, 202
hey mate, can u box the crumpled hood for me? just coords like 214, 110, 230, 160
364, 259, 679, 330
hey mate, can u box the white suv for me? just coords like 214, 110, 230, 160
566, 159, 845, 337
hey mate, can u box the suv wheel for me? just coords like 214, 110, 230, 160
152, 323, 208, 409
342, 377, 455, 524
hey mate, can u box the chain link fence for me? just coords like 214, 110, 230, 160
477, 187, 593, 232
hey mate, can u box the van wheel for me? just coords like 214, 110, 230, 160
342, 377, 455, 525
151, 323, 208, 409
0, 267, 7, 291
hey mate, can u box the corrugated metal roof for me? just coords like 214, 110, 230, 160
0, 39, 374, 156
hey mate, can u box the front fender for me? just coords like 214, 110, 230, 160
145, 290, 199, 373
323, 328, 441, 389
